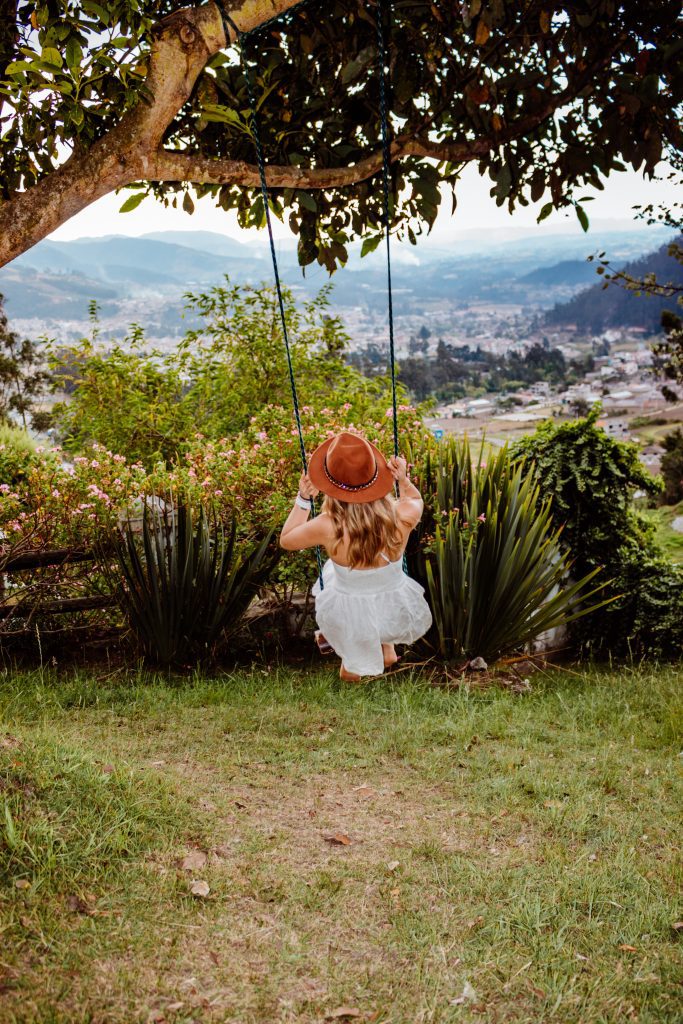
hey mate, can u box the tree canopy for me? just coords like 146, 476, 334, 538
1, 0, 681, 269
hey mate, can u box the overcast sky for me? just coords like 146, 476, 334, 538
50, 161, 677, 244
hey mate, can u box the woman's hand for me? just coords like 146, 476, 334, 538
388, 455, 408, 482
298, 472, 319, 500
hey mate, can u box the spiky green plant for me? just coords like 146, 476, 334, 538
408, 436, 609, 662
106, 498, 277, 666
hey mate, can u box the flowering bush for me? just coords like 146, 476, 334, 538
0, 403, 431, 594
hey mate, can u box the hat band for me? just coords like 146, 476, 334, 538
323, 455, 379, 492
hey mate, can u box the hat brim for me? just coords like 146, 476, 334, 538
308, 435, 395, 503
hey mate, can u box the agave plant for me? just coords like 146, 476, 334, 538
407, 436, 609, 663
105, 497, 277, 666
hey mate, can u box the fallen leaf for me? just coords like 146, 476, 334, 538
190, 879, 210, 897
101, 764, 115, 774
324, 833, 352, 846
19, 915, 32, 928
14, 879, 30, 890
672, 921, 683, 931
352, 784, 374, 798
234, 800, 247, 809
543, 799, 564, 809
165, 1002, 184, 1012
209, 951, 220, 965
181, 850, 208, 871
619, 944, 638, 953
467, 915, 484, 929
326, 1008, 361, 1020
150, 760, 165, 766
1, 734, 21, 749
386, 860, 400, 872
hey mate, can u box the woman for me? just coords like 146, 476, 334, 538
280, 431, 432, 680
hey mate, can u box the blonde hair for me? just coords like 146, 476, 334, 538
322, 494, 403, 569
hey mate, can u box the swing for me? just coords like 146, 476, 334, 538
217, 0, 401, 595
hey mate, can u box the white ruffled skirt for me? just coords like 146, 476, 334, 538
312, 557, 432, 677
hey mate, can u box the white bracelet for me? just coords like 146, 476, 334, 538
294, 494, 312, 510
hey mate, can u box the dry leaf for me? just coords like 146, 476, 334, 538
467, 915, 484, 929
190, 879, 210, 897
474, 20, 490, 45
181, 850, 208, 871
543, 799, 564, 809
327, 1008, 361, 1020
386, 860, 400, 872
101, 764, 115, 774
165, 1002, 184, 1012
539, 9, 550, 33
234, 800, 247, 809
619, 944, 638, 953
352, 785, 374, 798
324, 833, 352, 846
19, 915, 31, 928
672, 921, 683, 931
14, 879, 30, 890
1, 734, 21, 749
209, 951, 220, 965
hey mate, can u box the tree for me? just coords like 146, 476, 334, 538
652, 309, 683, 402
0, 292, 50, 429
660, 427, 683, 505
1, 1, 681, 270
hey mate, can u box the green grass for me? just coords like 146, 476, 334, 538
1, 664, 681, 1023
642, 502, 683, 563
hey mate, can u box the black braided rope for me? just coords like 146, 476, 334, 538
375, 0, 399, 462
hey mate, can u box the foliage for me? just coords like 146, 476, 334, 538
0, 425, 38, 488
395, 339, 588, 404
2, 2, 682, 268
407, 435, 604, 662
660, 428, 683, 505
48, 280, 401, 466
0, 293, 50, 429
652, 309, 683, 402
106, 499, 277, 666
510, 408, 683, 657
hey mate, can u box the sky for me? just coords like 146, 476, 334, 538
49, 161, 678, 245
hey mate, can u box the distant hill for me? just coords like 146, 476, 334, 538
519, 259, 598, 287
545, 236, 683, 333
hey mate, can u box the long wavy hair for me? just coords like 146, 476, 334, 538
322, 494, 404, 568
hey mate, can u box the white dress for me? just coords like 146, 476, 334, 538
312, 554, 433, 677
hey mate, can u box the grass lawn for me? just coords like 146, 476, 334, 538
640, 502, 683, 564
1, 663, 681, 1023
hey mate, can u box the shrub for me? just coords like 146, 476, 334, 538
660, 427, 683, 505
510, 408, 683, 658
105, 500, 277, 666
407, 436, 605, 663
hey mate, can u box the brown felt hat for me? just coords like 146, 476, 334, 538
308, 431, 394, 503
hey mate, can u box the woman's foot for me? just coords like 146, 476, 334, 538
340, 663, 362, 682
382, 643, 399, 669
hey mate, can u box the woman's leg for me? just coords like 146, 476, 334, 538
382, 643, 399, 668
340, 662, 362, 682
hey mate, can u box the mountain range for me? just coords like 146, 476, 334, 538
0, 223, 673, 338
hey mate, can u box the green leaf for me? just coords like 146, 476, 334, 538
575, 204, 589, 232
537, 201, 554, 223
360, 234, 382, 257
119, 192, 146, 213
41, 47, 62, 69
296, 191, 317, 213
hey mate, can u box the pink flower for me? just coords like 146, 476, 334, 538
253, 444, 260, 450
477, 513, 486, 523
51, 489, 60, 498
0, 484, 9, 493
214, 489, 223, 497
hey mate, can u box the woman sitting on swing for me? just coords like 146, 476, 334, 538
280, 431, 432, 681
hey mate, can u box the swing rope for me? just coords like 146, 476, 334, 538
218, 1, 403, 578
374, 0, 400, 461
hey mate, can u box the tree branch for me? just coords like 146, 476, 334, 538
147, 82, 596, 191
0, 0, 302, 267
